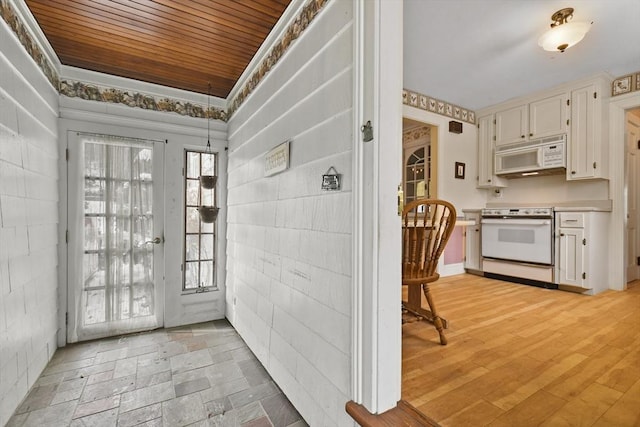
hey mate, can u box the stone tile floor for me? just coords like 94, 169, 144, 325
6, 320, 307, 427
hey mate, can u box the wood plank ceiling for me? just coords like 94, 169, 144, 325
25, 0, 292, 98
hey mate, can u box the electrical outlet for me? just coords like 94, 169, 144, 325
494, 188, 503, 198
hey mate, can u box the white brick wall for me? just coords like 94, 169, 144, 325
0, 19, 59, 426
226, 1, 355, 425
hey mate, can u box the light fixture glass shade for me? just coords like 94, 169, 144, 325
538, 21, 591, 52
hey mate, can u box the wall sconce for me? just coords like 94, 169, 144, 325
538, 8, 591, 53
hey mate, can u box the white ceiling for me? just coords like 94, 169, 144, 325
404, 0, 640, 112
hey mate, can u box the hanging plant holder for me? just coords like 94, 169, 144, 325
197, 82, 219, 224
197, 205, 219, 223
200, 175, 217, 189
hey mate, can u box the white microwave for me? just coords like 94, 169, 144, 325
495, 134, 566, 178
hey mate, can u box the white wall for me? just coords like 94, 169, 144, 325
0, 18, 59, 425
225, 1, 354, 425
487, 174, 609, 206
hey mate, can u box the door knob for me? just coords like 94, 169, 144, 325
144, 237, 162, 245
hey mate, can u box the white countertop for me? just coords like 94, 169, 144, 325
486, 199, 612, 212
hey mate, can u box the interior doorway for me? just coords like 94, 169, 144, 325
402, 118, 438, 201
626, 108, 640, 282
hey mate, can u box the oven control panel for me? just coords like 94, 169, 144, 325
481, 207, 553, 218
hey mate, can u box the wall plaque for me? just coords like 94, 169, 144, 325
264, 140, 290, 177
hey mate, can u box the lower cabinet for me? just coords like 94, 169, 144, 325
463, 210, 482, 273
555, 211, 608, 294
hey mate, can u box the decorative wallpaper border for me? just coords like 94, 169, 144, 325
0, 0, 59, 89
227, 0, 329, 118
403, 126, 430, 145
59, 80, 228, 121
402, 89, 476, 125
612, 71, 640, 97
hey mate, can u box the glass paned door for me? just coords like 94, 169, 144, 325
67, 133, 164, 342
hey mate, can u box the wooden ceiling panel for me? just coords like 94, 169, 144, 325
25, 0, 292, 97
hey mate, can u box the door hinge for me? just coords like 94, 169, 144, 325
582, 238, 587, 245
65, 312, 68, 326
566, 119, 569, 126
65, 148, 69, 161
582, 272, 586, 280
493, 135, 496, 141
593, 92, 597, 99
180, 264, 183, 272
65, 230, 69, 243
637, 256, 640, 266
593, 161, 597, 169
493, 119, 496, 125
361, 120, 373, 142
566, 99, 570, 106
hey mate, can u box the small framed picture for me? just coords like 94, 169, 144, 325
612, 75, 632, 96
455, 162, 465, 179
636, 73, 640, 91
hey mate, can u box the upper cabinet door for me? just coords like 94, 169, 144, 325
569, 83, 605, 180
477, 114, 507, 188
495, 104, 527, 146
529, 93, 568, 139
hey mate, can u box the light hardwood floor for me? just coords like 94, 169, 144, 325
402, 274, 640, 427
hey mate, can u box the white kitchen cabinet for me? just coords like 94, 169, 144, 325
555, 211, 608, 294
463, 210, 482, 273
495, 104, 527, 146
568, 81, 609, 180
495, 93, 568, 146
529, 93, 568, 139
477, 114, 506, 188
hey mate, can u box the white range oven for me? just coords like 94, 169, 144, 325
481, 207, 558, 288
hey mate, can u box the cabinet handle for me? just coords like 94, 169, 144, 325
521, 135, 525, 138
529, 133, 533, 137
571, 171, 576, 175
560, 233, 565, 236
488, 179, 492, 182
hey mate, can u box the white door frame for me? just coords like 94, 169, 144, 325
626, 114, 640, 282
65, 131, 166, 343
609, 92, 640, 289
352, 0, 403, 414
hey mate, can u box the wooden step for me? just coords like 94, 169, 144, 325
346, 400, 440, 427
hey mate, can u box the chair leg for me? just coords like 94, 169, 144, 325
422, 284, 447, 345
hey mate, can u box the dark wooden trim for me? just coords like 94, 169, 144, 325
345, 400, 440, 427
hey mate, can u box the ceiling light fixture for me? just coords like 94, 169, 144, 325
538, 7, 592, 53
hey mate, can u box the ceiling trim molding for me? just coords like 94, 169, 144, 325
227, 0, 330, 119
402, 89, 476, 125
1, 0, 59, 90
59, 79, 228, 122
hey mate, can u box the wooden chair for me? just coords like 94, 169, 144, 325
402, 198, 457, 345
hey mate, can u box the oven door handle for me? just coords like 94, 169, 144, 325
481, 219, 551, 226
